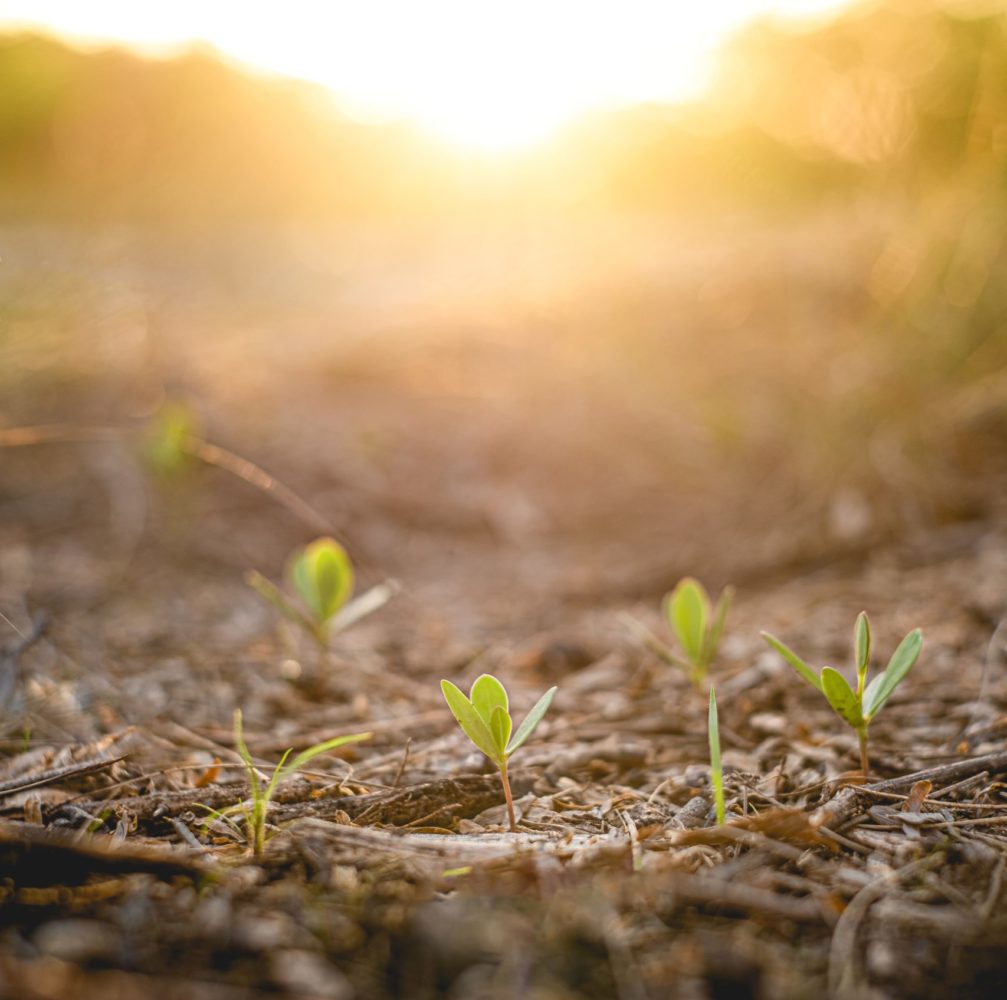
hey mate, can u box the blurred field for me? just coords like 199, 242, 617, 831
4, 1, 1007, 613
3, 5, 1007, 998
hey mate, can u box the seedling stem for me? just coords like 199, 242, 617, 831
500, 761, 517, 831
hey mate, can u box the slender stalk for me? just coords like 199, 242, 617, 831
857, 727, 870, 779
499, 762, 517, 832
708, 687, 725, 825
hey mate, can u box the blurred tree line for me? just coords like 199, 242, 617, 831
0, 0, 1004, 221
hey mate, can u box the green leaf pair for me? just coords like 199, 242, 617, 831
440, 674, 557, 831
663, 578, 733, 688
441, 675, 556, 767
249, 537, 396, 648
761, 612, 923, 775
290, 537, 354, 625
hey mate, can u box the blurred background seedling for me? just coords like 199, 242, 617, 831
204, 709, 370, 855
761, 612, 923, 778
441, 674, 557, 832
142, 401, 200, 479
622, 577, 733, 691
248, 537, 397, 648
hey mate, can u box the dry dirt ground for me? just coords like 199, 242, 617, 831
1, 220, 1007, 999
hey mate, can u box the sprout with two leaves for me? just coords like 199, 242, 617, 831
441, 675, 557, 832
761, 612, 923, 778
248, 537, 396, 647
622, 577, 733, 691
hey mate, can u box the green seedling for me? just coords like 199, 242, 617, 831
209, 709, 370, 855
708, 686, 725, 825
143, 401, 199, 477
622, 577, 733, 690
440, 674, 557, 832
761, 612, 923, 778
248, 537, 396, 647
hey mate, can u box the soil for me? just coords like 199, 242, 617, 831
1, 219, 1007, 999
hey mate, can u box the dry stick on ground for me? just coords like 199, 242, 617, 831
0, 820, 207, 883
0, 755, 128, 800
43, 772, 535, 833
812, 748, 1007, 830
0, 612, 48, 709
828, 853, 947, 1000
0, 423, 335, 537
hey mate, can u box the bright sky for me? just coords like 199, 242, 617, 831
0, 0, 850, 150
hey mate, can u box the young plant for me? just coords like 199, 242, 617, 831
761, 612, 923, 778
248, 537, 396, 647
143, 400, 198, 477
622, 577, 733, 690
708, 685, 726, 825
215, 709, 370, 855
440, 674, 557, 832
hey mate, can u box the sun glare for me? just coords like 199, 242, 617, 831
1, 0, 851, 153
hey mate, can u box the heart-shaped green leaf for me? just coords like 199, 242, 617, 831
863, 629, 923, 720
761, 632, 823, 692
490, 705, 512, 756
506, 686, 557, 756
290, 538, 354, 624
854, 612, 871, 676
441, 679, 500, 761
470, 674, 509, 727
665, 578, 710, 664
820, 667, 863, 727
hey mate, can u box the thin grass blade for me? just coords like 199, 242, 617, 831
279, 732, 371, 782
708, 686, 725, 825
233, 709, 263, 812
263, 749, 294, 806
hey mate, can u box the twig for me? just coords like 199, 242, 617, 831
828, 853, 945, 999
0, 754, 128, 799
392, 738, 412, 788
812, 749, 1007, 829
0, 422, 334, 535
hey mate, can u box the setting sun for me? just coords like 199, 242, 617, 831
1, 0, 849, 152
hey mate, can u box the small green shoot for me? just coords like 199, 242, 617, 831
761, 612, 923, 778
440, 674, 557, 832
248, 537, 396, 647
708, 686, 725, 825
219, 709, 370, 855
143, 401, 198, 477
622, 577, 733, 690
